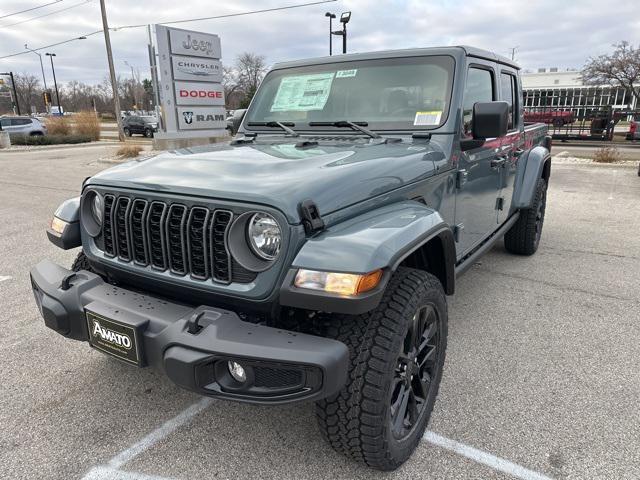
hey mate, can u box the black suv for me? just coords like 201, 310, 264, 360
122, 115, 158, 138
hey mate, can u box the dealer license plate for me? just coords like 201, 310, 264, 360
86, 310, 141, 366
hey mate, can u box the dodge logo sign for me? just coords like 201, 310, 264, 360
174, 81, 225, 106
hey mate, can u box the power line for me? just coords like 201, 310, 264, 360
0, 0, 337, 59
0, 0, 92, 28
0, 0, 62, 20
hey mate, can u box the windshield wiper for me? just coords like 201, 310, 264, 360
247, 121, 299, 137
308, 121, 381, 139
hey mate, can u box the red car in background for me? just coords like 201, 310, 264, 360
524, 109, 575, 127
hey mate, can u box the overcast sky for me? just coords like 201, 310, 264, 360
0, 0, 637, 86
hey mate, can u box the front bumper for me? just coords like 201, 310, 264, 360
30, 260, 349, 405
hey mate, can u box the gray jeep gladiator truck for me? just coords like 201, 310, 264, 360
30, 46, 551, 470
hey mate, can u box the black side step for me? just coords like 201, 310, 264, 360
455, 213, 520, 277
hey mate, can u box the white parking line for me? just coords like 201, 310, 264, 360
107, 397, 213, 469
83, 398, 553, 480
424, 431, 554, 480
0, 275, 12, 283
83, 465, 176, 480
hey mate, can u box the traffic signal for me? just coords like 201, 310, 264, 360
43, 91, 52, 105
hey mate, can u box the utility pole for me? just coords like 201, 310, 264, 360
45, 53, 61, 113
100, 0, 125, 141
1, 72, 21, 115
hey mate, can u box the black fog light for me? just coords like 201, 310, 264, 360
228, 361, 247, 383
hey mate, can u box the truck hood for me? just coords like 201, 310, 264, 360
89, 139, 446, 223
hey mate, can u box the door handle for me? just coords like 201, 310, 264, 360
490, 156, 507, 169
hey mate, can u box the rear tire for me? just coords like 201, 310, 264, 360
71, 251, 94, 273
504, 177, 547, 255
315, 267, 448, 471
124, 127, 131, 137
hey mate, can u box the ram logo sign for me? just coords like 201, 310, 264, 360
177, 107, 226, 130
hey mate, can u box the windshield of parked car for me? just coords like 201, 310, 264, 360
245, 55, 454, 132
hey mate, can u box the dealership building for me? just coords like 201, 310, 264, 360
521, 68, 636, 118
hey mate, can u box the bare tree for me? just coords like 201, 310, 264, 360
582, 41, 640, 107
235, 52, 267, 108
14, 73, 43, 113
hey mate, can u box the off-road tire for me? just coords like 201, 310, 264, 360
504, 177, 547, 255
315, 267, 448, 471
71, 251, 94, 273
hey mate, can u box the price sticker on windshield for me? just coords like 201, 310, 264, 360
414, 111, 442, 126
271, 72, 335, 112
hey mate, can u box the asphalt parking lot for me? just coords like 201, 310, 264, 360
0, 145, 639, 480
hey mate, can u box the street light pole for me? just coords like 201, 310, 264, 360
45, 53, 61, 113
25, 44, 48, 93
325, 12, 336, 56
100, 0, 125, 142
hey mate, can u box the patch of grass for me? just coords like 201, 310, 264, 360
116, 144, 143, 158
74, 110, 101, 141
9, 134, 92, 145
44, 116, 72, 135
593, 146, 621, 163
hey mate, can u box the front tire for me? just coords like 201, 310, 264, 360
71, 251, 94, 273
144, 128, 153, 138
504, 177, 547, 255
315, 267, 448, 471
123, 127, 131, 137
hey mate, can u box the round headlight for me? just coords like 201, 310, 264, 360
91, 193, 103, 225
247, 212, 281, 260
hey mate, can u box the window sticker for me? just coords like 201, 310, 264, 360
413, 111, 443, 126
271, 72, 335, 112
336, 69, 357, 78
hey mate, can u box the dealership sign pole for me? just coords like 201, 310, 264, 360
154, 25, 226, 147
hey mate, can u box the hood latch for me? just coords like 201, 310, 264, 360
299, 199, 325, 235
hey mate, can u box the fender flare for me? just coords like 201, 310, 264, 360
47, 197, 81, 250
512, 145, 551, 210
281, 201, 456, 314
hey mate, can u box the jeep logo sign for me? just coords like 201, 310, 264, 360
169, 29, 221, 59
174, 81, 225, 106
177, 107, 226, 130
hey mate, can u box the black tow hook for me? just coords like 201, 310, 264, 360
59, 272, 78, 291
186, 311, 205, 334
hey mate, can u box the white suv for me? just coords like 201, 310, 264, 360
0, 116, 47, 136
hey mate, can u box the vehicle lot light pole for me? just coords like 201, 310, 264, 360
45, 53, 61, 114
325, 12, 336, 55
331, 11, 351, 54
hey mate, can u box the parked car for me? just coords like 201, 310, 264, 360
226, 108, 246, 135
524, 109, 574, 127
0, 116, 47, 135
122, 115, 158, 138
31, 46, 551, 471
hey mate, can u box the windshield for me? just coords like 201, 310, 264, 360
141, 116, 157, 123
246, 55, 454, 132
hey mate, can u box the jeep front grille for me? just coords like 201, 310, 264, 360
101, 194, 256, 284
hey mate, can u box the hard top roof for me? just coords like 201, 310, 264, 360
272, 45, 519, 70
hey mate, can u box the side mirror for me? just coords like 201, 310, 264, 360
472, 101, 509, 140
230, 109, 247, 135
